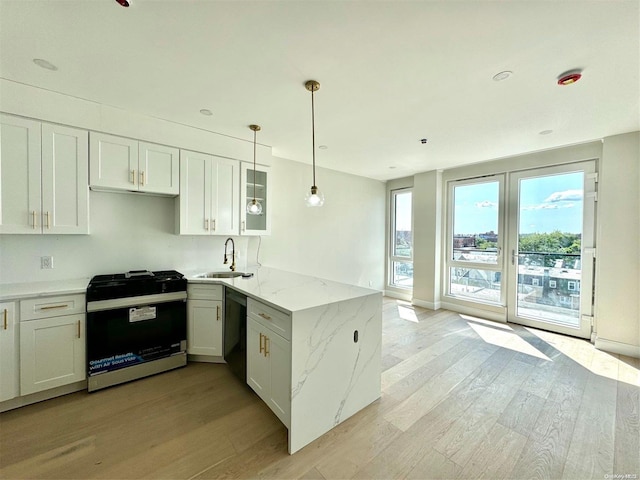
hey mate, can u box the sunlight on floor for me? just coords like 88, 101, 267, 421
397, 305, 419, 323
459, 314, 513, 331
466, 321, 552, 361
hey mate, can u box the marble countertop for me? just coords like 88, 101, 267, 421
0, 278, 90, 301
186, 266, 380, 313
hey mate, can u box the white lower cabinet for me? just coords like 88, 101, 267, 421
246, 299, 291, 427
19, 294, 86, 396
0, 302, 19, 402
187, 284, 223, 358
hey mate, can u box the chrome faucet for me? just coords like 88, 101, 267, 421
224, 237, 236, 271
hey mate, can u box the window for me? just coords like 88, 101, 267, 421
390, 189, 413, 288
549, 280, 557, 288
568, 281, 578, 291
446, 176, 504, 304
532, 278, 540, 287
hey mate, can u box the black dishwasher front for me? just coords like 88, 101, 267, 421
224, 288, 247, 383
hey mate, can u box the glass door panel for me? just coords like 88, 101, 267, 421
507, 162, 596, 338
389, 189, 413, 288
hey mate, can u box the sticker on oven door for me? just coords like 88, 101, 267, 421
129, 306, 156, 322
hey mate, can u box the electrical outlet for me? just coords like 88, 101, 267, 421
41, 256, 53, 269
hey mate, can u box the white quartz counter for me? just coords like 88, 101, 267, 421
186, 266, 380, 313
0, 278, 90, 301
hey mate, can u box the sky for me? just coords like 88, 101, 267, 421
453, 172, 585, 235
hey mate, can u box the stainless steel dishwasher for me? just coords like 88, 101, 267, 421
224, 288, 247, 382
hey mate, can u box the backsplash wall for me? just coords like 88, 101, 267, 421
0, 191, 253, 284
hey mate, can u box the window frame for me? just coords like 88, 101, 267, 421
389, 187, 413, 290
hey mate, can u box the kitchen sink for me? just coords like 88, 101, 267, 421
196, 271, 245, 279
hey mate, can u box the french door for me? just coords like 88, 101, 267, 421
506, 161, 596, 338
447, 161, 596, 339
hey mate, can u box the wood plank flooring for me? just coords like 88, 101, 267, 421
1, 297, 638, 479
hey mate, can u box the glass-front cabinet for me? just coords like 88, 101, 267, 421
240, 163, 271, 236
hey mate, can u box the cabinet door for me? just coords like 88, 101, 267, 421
246, 318, 270, 402
240, 163, 271, 236
212, 157, 240, 235
89, 132, 139, 191
0, 302, 19, 402
178, 150, 213, 235
0, 114, 41, 234
266, 331, 291, 427
139, 142, 179, 195
41, 123, 89, 234
20, 314, 86, 396
187, 299, 222, 356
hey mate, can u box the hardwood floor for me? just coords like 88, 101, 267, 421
1, 297, 638, 479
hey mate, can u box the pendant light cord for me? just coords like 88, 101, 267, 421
311, 87, 316, 187
253, 128, 257, 202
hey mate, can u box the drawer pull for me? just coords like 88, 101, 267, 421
258, 313, 272, 321
39, 304, 70, 310
3, 309, 7, 330
259, 333, 265, 354
216, 305, 221, 321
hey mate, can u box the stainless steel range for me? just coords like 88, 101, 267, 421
86, 270, 187, 392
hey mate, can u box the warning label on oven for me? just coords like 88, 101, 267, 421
89, 352, 143, 374
129, 306, 156, 322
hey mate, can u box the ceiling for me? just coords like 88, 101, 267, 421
1, 1, 638, 181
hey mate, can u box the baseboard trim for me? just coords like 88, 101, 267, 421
412, 298, 441, 310
0, 380, 87, 413
439, 301, 507, 323
594, 338, 640, 358
384, 290, 412, 301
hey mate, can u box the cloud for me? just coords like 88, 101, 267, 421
475, 200, 497, 208
544, 189, 583, 203
522, 202, 576, 211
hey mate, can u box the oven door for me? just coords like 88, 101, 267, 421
87, 293, 187, 376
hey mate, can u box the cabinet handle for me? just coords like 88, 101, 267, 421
216, 305, 220, 321
139, 170, 145, 186
264, 335, 270, 357
259, 333, 265, 354
77, 320, 81, 339
204, 218, 209, 231
212, 219, 216, 231
32, 210, 38, 229
3, 309, 7, 330
130, 170, 136, 184
241, 221, 245, 232
258, 312, 272, 321
39, 304, 69, 310
46, 211, 51, 229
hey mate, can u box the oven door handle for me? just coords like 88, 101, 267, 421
87, 292, 187, 312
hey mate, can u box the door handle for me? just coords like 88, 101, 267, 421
216, 305, 220, 321
3, 309, 7, 330
46, 211, 51, 229
241, 221, 246, 232
130, 170, 136, 184
212, 219, 216, 232
139, 170, 145, 186
77, 320, 81, 339
511, 249, 516, 265
264, 336, 270, 357
259, 333, 265, 354
204, 218, 209, 231
32, 210, 38, 229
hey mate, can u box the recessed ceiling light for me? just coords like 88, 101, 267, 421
420, 138, 428, 144
318, 145, 328, 150
539, 130, 553, 135
389, 166, 397, 169
492, 71, 513, 82
199, 109, 213, 116
33, 58, 58, 71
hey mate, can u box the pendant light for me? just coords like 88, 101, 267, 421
247, 124, 263, 215
304, 80, 324, 207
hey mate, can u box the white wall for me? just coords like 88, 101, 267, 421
259, 156, 386, 290
0, 80, 386, 289
0, 192, 248, 283
595, 132, 640, 357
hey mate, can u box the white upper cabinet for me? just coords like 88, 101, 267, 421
89, 132, 178, 195
0, 114, 89, 234
177, 150, 240, 235
240, 163, 271, 236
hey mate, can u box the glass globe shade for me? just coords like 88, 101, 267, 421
247, 200, 262, 215
305, 187, 325, 207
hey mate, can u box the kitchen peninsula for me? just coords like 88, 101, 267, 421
188, 266, 382, 454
